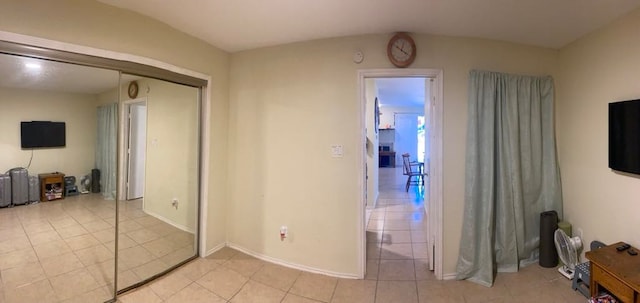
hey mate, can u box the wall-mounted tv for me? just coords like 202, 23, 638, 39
609, 100, 640, 174
20, 121, 66, 149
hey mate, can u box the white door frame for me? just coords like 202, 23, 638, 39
118, 97, 147, 201
357, 68, 444, 279
125, 99, 147, 200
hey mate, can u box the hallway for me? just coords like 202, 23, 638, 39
366, 166, 431, 282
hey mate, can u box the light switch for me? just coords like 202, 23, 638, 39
331, 145, 344, 157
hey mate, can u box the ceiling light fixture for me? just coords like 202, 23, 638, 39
25, 62, 41, 69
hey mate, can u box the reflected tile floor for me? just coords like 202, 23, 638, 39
0, 193, 194, 303
118, 167, 586, 303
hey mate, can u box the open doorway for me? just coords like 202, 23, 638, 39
124, 99, 147, 200
118, 95, 148, 202
358, 69, 443, 280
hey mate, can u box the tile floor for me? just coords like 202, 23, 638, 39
0, 193, 195, 303
117, 167, 588, 303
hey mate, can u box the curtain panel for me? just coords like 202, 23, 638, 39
96, 103, 117, 200
456, 70, 563, 286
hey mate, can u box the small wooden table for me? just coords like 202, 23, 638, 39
586, 242, 640, 302
38, 172, 65, 202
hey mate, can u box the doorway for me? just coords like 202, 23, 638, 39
358, 69, 443, 280
394, 113, 420, 164
125, 99, 147, 200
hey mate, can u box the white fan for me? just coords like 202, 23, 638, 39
79, 175, 91, 194
554, 229, 583, 279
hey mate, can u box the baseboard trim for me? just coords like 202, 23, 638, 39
226, 242, 360, 279
442, 272, 457, 280
143, 209, 195, 234
204, 242, 227, 257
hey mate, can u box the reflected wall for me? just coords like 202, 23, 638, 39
116, 75, 200, 291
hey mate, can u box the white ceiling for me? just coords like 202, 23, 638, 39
0, 54, 119, 94
99, 0, 640, 52
376, 78, 425, 107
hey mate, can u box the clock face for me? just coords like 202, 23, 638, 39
391, 38, 412, 61
387, 33, 416, 68
128, 81, 138, 98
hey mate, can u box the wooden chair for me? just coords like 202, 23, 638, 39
401, 153, 427, 192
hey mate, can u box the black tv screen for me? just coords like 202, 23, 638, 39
20, 121, 66, 148
609, 100, 640, 174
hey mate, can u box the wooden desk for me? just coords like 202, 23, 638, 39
586, 242, 640, 302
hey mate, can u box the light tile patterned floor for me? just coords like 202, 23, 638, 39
117, 167, 588, 303
0, 193, 194, 303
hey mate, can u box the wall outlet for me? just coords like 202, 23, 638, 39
331, 145, 344, 158
576, 228, 583, 239
172, 198, 179, 209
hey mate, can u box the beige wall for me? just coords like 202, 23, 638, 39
557, 9, 640, 255
228, 34, 559, 275
97, 90, 119, 106
132, 78, 199, 232
0, 0, 229, 252
0, 87, 97, 178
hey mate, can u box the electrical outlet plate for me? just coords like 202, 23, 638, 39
331, 145, 343, 157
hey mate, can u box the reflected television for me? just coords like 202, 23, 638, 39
20, 121, 66, 149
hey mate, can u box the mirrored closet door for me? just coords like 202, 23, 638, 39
0, 41, 203, 303
116, 74, 200, 291
0, 53, 119, 303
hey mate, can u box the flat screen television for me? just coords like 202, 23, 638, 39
20, 121, 66, 149
609, 100, 640, 174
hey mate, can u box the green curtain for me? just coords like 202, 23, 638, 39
96, 103, 117, 200
456, 70, 563, 286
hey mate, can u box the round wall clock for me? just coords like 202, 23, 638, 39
128, 81, 139, 99
387, 33, 416, 68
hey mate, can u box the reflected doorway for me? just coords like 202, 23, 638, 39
124, 99, 147, 200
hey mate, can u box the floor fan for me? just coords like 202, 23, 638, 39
554, 229, 583, 279
79, 175, 91, 194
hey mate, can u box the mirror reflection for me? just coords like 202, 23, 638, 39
116, 74, 199, 290
0, 52, 200, 302
0, 54, 119, 302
